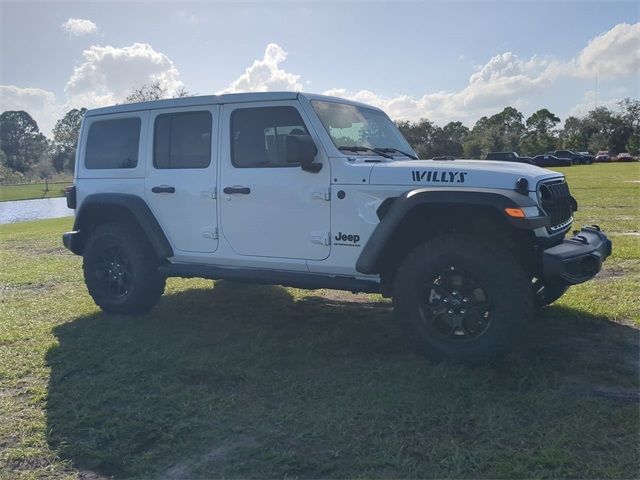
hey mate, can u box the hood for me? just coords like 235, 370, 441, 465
368, 159, 563, 192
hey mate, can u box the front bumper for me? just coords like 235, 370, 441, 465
542, 225, 612, 285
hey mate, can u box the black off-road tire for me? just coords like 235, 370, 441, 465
83, 223, 165, 314
392, 234, 533, 362
533, 280, 569, 309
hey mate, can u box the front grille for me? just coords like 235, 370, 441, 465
539, 179, 573, 231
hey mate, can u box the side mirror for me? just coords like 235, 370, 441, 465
285, 134, 321, 173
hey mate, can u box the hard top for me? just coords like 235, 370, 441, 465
84, 92, 383, 117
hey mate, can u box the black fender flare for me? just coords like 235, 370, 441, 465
71, 193, 173, 258
355, 187, 548, 274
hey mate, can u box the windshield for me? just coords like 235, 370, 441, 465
311, 100, 416, 158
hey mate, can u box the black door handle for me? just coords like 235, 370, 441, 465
152, 185, 175, 194
223, 186, 251, 195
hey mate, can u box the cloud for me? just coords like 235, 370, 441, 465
322, 51, 557, 125
320, 24, 637, 124
573, 22, 640, 78
217, 43, 303, 94
61, 18, 97, 36
64, 43, 184, 109
0, 85, 61, 135
1, 43, 184, 135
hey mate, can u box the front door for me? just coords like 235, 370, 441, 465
219, 102, 331, 260
145, 106, 219, 253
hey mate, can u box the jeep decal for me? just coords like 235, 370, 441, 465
411, 170, 468, 183
333, 232, 361, 247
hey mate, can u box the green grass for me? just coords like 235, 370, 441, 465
0, 182, 69, 202
0, 163, 638, 479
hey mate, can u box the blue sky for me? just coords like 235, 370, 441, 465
1, 1, 638, 135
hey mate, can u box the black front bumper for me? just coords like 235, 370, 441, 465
542, 225, 612, 285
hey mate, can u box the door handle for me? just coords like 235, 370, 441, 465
223, 186, 251, 195
151, 185, 175, 194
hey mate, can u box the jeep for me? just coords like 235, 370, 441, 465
62, 92, 612, 361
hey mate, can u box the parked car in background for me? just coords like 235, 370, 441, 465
595, 150, 610, 162
614, 152, 636, 162
485, 152, 532, 163
548, 150, 593, 165
432, 155, 455, 160
530, 154, 573, 168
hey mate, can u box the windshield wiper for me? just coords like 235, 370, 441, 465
338, 146, 394, 159
377, 147, 418, 160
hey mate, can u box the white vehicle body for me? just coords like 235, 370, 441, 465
64, 91, 612, 360
70, 92, 565, 284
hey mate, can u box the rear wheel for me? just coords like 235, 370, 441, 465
83, 223, 165, 314
392, 234, 532, 362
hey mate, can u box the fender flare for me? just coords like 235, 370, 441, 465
355, 187, 548, 274
72, 193, 173, 258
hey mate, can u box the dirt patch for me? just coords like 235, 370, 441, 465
163, 435, 257, 479
0, 282, 54, 295
594, 267, 627, 281
312, 289, 385, 304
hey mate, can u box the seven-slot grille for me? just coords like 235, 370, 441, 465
539, 179, 573, 231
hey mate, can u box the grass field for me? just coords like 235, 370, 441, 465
0, 182, 69, 202
0, 163, 638, 479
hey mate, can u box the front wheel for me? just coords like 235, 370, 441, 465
83, 223, 165, 314
392, 235, 533, 362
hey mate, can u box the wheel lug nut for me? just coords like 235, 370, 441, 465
443, 298, 449, 303
462, 297, 468, 303
460, 309, 466, 315
447, 309, 454, 314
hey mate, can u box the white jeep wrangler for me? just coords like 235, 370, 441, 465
62, 92, 611, 361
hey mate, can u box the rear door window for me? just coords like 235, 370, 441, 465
85, 118, 141, 169
153, 111, 212, 169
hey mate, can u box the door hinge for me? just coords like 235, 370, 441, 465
202, 226, 218, 239
200, 188, 217, 200
311, 187, 331, 201
311, 231, 331, 246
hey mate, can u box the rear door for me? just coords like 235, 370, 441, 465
145, 106, 219, 253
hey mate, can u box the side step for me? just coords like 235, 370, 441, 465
158, 263, 380, 294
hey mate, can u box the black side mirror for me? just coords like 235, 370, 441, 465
285, 134, 321, 173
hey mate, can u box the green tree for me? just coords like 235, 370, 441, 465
618, 98, 640, 154
431, 121, 469, 157
0, 110, 49, 173
52, 108, 86, 172
521, 109, 560, 155
396, 119, 437, 158
125, 81, 189, 103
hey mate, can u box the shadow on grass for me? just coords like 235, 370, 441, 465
46, 281, 639, 479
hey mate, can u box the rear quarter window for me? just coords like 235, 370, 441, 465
85, 117, 141, 169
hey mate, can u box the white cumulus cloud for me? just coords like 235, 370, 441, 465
573, 22, 640, 78
218, 43, 303, 94
0, 85, 61, 135
64, 43, 184, 109
61, 18, 98, 36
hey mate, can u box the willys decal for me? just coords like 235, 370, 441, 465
411, 170, 468, 183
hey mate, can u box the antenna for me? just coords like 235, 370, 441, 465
594, 71, 598, 110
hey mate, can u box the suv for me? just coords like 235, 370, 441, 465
549, 150, 594, 165
62, 92, 611, 361
485, 152, 532, 163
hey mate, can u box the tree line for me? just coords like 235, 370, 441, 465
396, 98, 639, 160
0, 83, 638, 183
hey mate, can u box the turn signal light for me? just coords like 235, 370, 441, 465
505, 207, 526, 218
